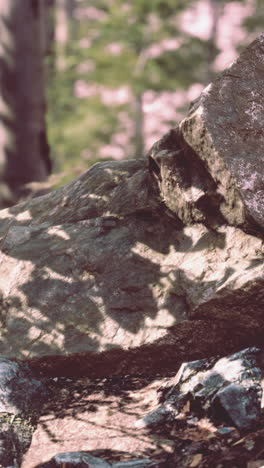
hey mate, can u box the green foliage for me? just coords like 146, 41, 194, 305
47, 0, 204, 169
47, 0, 262, 173
242, 0, 264, 33
47, 73, 120, 171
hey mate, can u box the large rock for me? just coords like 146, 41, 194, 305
0, 38, 263, 371
136, 348, 263, 431
0, 160, 262, 361
148, 35, 264, 233
180, 34, 264, 231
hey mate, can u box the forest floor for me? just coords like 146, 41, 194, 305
22, 373, 264, 468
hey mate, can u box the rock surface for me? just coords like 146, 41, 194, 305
2, 34, 262, 468
148, 35, 264, 233
0, 36, 263, 370
136, 348, 263, 431
37, 451, 112, 467
0, 165, 262, 363
180, 34, 264, 231
21, 373, 169, 468
35, 451, 155, 467
0, 357, 50, 467
0, 357, 49, 414
19, 350, 264, 468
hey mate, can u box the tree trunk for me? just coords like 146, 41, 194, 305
0, 0, 51, 207
132, 92, 145, 158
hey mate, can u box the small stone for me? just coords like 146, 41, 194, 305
0, 357, 50, 415
112, 459, 155, 468
217, 427, 235, 435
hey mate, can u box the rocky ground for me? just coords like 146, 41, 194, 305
0, 34, 263, 468
21, 372, 264, 468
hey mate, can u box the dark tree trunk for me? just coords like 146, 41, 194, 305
0, 0, 51, 207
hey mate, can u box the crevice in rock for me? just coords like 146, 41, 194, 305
148, 128, 227, 229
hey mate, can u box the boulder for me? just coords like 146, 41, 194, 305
0, 173, 262, 362
0, 37, 263, 372
180, 34, 264, 232
148, 35, 264, 233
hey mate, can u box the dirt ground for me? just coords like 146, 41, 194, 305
21, 373, 264, 468
22, 374, 172, 467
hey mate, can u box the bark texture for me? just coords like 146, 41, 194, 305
0, 0, 51, 207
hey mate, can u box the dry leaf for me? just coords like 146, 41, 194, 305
157, 438, 175, 453
179, 427, 214, 442
198, 417, 217, 433
245, 439, 255, 451
232, 437, 245, 446
189, 453, 203, 467
182, 400, 191, 412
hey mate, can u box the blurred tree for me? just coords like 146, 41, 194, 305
0, 0, 52, 207
55, 0, 76, 71
47, 0, 263, 175
78, 0, 214, 158
241, 0, 264, 45
48, 0, 216, 167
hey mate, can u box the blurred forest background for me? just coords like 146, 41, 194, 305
0, 0, 263, 207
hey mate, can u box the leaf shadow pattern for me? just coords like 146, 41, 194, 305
0, 151, 262, 467
0, 157, 262, 364
0, 158, 227, 360
29, 373, 173, 467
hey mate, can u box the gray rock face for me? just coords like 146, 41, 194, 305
0, 358, 50, 467
0, 357, 49, 414
137, 348, 263, 431
35, 451, 155, 468
180, 34, 264, 231
0, 178, 262, 359
148, 128, 224, 229
0, 37, 262, 365
36, 451, 112, 467
112, 460, 155, 468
